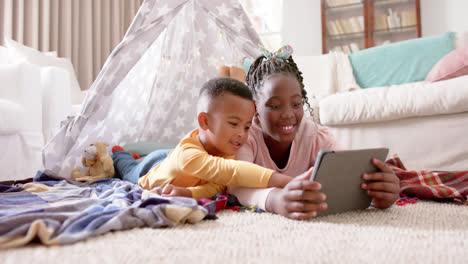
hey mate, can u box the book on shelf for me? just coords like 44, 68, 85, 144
334, 20, 345, 34
327, 21, 336, 35
342, 45, 351, 54
341, 19, 352, 33
351, 16, 363, 32
349, 42, 360, 53
327, 0, 361, 8
401, 10, 416, 27
329, 42, 360, 54
374, 15, 388, 30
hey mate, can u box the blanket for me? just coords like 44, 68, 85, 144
2, 156, 466, 249
386, 156, 468, 203
0, 172, 207, 249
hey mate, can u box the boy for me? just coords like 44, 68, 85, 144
115, 77, 293, 199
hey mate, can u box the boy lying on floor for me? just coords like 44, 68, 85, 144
113, 77, 293, 199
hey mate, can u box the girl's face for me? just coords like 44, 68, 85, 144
255, 74, 304, 146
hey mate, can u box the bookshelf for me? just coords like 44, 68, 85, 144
321, 0, 421, 54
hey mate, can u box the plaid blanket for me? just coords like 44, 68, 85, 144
386, 156, 468, 204
0, 172, 208, 249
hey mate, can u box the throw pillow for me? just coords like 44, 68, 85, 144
425, 47, 468, 82
349, 32, 455, 88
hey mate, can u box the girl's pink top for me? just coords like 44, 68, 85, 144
228, 118, 339, 210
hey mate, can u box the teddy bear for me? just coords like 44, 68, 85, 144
70, 142, 115, 181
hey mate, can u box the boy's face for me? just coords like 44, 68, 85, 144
255, 74, 304, 147
203, 93, 255, 156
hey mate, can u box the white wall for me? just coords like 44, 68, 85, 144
421, 0, 468, 36
282, 0, 322, 56
282, 0, 468, 56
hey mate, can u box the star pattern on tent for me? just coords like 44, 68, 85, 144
232, 17, 244, 32
207, 18, 217, 31
214, 37, 226, 52
207, 55, 218, 67
175, 79, 185, 91
174, 115, 185, 128
135, 111, 145, 122
216, 3, 230, 17
112, 131, 121, 144
134, 41, 149, 56
139, 2, 151, 15
115, 111, 126, 122
117, 52, 133, 71
97, 126, 107, 138
162, 126, 174, 139
156, 4, 171, 17
194, 30, 207, 43
127, 126, 138, 138
179, 99, 190, 113
44, 0, 263, 178
190, 87, 200, 98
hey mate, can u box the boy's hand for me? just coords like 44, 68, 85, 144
266, 170, 327, 220
161, 184, 192, 198
361, 158, 400, 209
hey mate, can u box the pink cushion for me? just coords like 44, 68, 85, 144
426, 47, 468, 82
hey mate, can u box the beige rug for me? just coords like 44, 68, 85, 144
1, 201, 467, 264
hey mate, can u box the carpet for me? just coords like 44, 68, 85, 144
1, 201, 467, 264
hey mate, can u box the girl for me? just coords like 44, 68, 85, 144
228, 45, 400, 220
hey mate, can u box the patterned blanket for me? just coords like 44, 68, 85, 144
386, 156, 468, 203
0, 172, 207, 249
2, 156, 466, 248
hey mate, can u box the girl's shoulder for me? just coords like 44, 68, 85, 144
297, 119, 335, 144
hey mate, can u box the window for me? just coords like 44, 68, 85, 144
239, 0, 283, 50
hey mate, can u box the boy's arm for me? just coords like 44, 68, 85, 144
188, 182, 226, 200
227, 185, 275, 210
179, 147, 291, 188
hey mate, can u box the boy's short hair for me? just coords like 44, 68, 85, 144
197, 77, 253, 113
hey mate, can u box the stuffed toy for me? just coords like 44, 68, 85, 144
218, 65, 246, 83
70, 142, 115, 181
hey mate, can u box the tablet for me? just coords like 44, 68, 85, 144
310, 148, 389, 216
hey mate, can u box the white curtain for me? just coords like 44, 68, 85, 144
0, 0, 144, 90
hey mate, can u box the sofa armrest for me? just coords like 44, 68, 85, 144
41, 66, 72, 142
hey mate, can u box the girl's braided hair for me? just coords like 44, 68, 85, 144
245, 55, 313, 116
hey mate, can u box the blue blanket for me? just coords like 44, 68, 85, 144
0, 172, 208, 248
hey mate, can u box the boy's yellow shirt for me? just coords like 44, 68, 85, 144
138, 129, 274, 199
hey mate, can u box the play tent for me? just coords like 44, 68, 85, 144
43, 0, 262, 177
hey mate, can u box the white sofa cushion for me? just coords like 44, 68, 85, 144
0, 46, 11, 64
319, 75, 468, 125
4, 37, 84, 104
0, 99, 26, 132
0, 63, 42, 132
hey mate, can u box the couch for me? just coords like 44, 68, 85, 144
296, 31, 468, 171
0, 42, 84, 181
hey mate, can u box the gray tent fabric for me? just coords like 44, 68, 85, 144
43, 0, 262, 178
